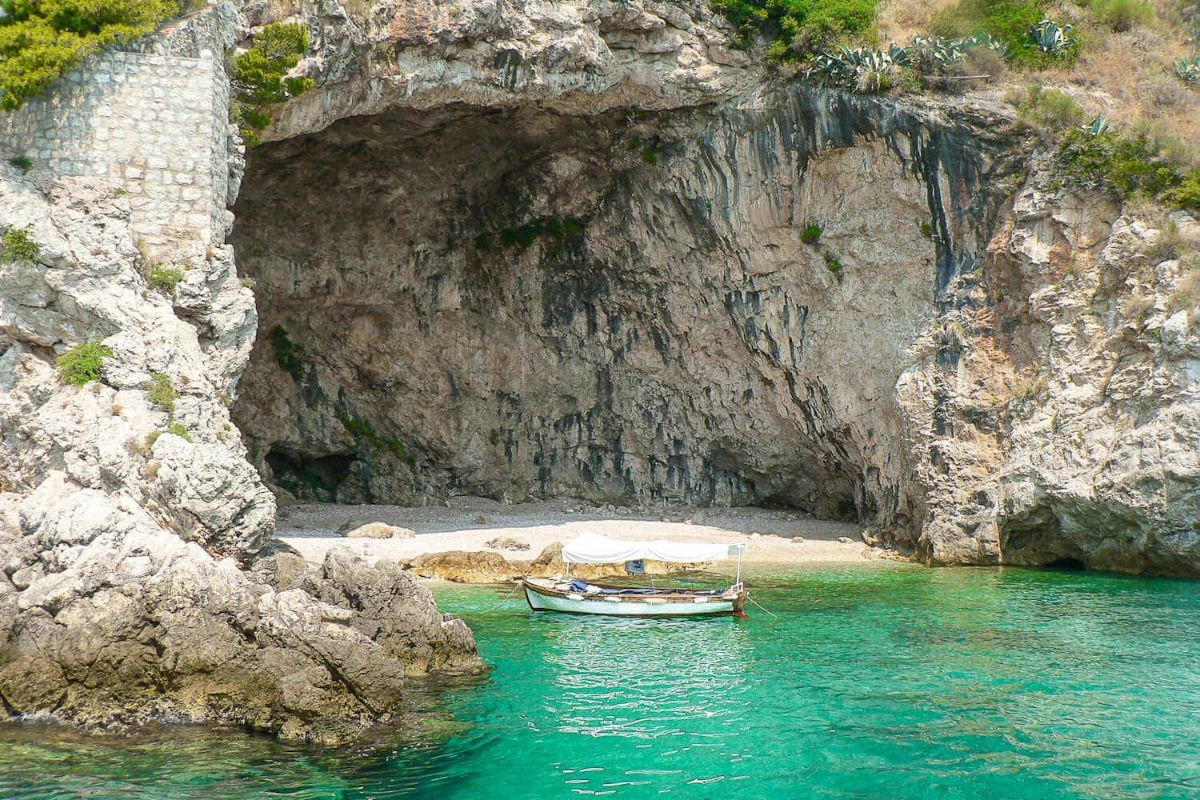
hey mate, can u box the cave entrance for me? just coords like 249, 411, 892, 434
230, 100, 936, 527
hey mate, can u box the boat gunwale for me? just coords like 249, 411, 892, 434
521, 577, 741, 604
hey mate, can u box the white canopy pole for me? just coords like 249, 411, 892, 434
728, 542, 747, 586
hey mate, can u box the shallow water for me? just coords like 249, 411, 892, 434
3, 565, 1200, 799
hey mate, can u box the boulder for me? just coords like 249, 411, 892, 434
405, 551, 517, 583
343, 522, 414, 539
485, 536, 530, 551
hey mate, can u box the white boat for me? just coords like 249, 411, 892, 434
522, 532, 748, 617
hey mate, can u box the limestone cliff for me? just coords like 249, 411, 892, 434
0, 4, 480, 742
230, 1, 1199, 573
0, 0, 1198, 744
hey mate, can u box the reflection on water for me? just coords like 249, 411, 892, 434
542, 614, 750, 742
3, 565, 1200, 799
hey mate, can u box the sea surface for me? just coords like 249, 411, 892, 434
3, 564, 1200, 799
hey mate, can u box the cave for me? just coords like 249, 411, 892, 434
230, 87, 1004, 531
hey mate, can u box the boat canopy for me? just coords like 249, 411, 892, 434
561, 532, 744, 565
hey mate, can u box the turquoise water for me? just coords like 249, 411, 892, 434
3, 565, 1200, 798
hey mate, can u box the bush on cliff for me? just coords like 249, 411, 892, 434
710, 0, 881, 60
1057, 129, 1200, 212
56, 340, 112, 385
0, 225, 39, 261
232, 22, 313, 146
931, 0, 1076, 67
0, 0, 180, 110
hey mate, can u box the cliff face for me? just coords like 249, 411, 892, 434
0, 4, 480, 742
0, 0, 1197, 743
231, 0, 1199, 572
232, 88, 1014, 524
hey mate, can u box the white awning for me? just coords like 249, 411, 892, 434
561, 532, 740, 564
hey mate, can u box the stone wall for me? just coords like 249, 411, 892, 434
0, 5, 235, 262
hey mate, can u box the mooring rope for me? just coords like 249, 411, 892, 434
748, 595, 778, 619
481, 581, 521, 611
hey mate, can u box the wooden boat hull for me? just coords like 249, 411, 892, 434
523, 578, 746, 617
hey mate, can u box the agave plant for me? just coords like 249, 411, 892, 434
1176, 57, 1200, 85
962, 32, 1012, 60
1083, 116, 1110, 136
1030, 19, 1076, 55
911, 36, 966, 67
910, 33, 1012, 73
807, 45, 908, 93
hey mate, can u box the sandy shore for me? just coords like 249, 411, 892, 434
277, 497, 892, 576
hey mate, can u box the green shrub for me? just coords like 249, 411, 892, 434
0, 0, 179, 109
147, 372, 177, 412
165, 421, 191, 442
824, 252, 843, 271
336, 408, 409, 462
1011, 84, 1086, 131
479, 217, 586, 252
8, 155, 31, 172
1057, 129, 1182, 201
800, 223, 822, 243
1167, 171, 1200, 213
56, 340, 112, 385
709, 0, 881, 61
233, 22, 314, 145
0, 226, 39, 262
1090, 0, 1154, 31
148, 265, 184, 293
269, 324, 305, 381
931, 0, 1073, 67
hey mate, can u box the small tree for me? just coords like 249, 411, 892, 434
233, 23, 314, 145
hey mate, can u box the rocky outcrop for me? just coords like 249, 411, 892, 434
1, 0, 1198, 753
904, 174, 1200, 573
231, 0, 1199, 574
404, 542, 701, 582
0, 2, 482, 741
0, 164, 481, 741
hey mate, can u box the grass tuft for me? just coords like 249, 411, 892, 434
1090, 0, 1155, 32
149, 265, 185, 293
147, 372, 177, 413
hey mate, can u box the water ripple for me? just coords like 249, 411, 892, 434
2, 567, 1199, 799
